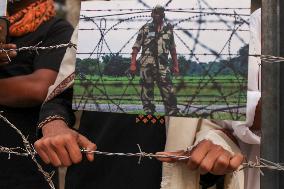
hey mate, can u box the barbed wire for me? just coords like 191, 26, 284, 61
1, 116, 284, 176
0, 113, 56, 189
0, 0, 278, 119
79, 27, 249, 32
0, 42, 280, 66
81, 8, 250, 12
73, 0, 253, 119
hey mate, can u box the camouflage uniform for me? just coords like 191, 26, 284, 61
132, 22, 179, 115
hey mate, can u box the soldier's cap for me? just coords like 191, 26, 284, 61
152, 5, 165, 13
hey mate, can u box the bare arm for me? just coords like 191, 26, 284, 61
170, 48, 179, 74
0, 69, 57, 107
130, 48, 139, 74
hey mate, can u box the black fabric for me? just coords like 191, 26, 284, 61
37, 88, 76, 138
38, 90, 225, 189
0, 17, 73, 189
65, 111, 166, 189
200, 173, 225, 189
38, 92, 166, 189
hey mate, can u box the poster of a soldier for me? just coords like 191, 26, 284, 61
74, 0, 250, 120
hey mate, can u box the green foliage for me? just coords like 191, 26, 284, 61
76, 45, 248, 77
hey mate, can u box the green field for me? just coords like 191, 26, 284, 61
73, 75, 247, 106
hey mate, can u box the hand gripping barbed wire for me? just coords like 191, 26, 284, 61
0, 42, 77, 62
2, 111, 284, 189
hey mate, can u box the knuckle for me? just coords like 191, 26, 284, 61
190, 156, 201, 167
214, 145, 223, 152
229, 163, 240, 171
217, 157, 228, 168
52, 137, 64, 146
90, 143, 97, 150
65, 133, 77, 141
203, 139, 212, 146
34, 140, 42, 149
41, 138, 51, 147
73, 155, 82, 164
199, 163, 210, 172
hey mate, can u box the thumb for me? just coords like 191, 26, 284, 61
156, 150, 186, 163
77, 134, 97, 162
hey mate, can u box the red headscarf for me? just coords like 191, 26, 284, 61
8, 0, 56, 37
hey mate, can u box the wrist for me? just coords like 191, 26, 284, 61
38, 115, 67, 129
42, 119, 70, 136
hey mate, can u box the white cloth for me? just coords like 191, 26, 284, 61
45, 25, 78, 101
162, 9, 261, 189
161, 118, 244, 189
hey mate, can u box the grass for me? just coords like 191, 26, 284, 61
73, 75, 247, 106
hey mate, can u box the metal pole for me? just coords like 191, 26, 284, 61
261, 0, 283, 188
278, 0, 284, 187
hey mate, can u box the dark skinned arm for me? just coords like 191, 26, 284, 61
170, 47, 179, 75
0, 68, 57, 107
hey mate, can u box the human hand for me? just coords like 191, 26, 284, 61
0, 44, 17, 64
156, 140, 244, 175
172, 65, 179, 76
34, 120, 97, 167
130, 61, 137, 74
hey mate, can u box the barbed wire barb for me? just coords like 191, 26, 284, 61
0, 112, 56, 189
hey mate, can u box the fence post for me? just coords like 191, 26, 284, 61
261, 0, 284, 188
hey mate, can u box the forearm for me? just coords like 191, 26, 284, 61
0, 75, 50, 107
170, 48, 178, 66
131, 48, 139, 65
38, 88, 75, 129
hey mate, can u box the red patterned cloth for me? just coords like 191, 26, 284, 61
8, 0, 55, 37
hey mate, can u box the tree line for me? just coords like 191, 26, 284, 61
76, 45, 248, 78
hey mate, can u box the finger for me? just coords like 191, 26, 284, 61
156, 150, 185, 163
50, 140, 72, 167
0, 51, 17, 60
187, 140, 212, 170
198, 145, 224, 175
8, 50, 17, 58
40, 139, 62, 167
211, 152, 231, 175
77, 134, 97, 162
34, 140, 51, 164
0, 44, 17, 49
0, 44, 17, 59
228, 153, 244, 171
65, 136, 83, 164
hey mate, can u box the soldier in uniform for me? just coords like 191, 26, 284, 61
130, 5, 180, 116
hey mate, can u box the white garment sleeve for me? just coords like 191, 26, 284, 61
214, 9, 261, 145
